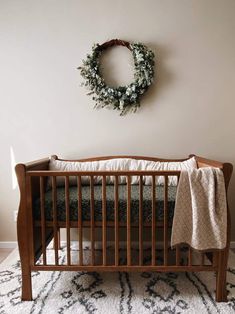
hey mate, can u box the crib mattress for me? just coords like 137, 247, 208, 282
34, 185, 177, 223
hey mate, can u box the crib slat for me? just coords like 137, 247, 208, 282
40, 176, 47, 265
90, 176, 95, 266
52, 177, 58, 265
102, 176, 107, 266
188, 247, 192, 266
177, 173, 180, 185
55, 231, 60, 252
175, 174, 181, 267
65, 177, 71, 265
201, 253, 205, 266
114, 175, 119, 266
176, 245, 180, 266
152, 175, 156, 266
164, 176, 168, 266
127, 176, 131, 266
139, 175, 143, 266
77, 176, 83, 266
27, 176, 35, 265
213, 252, 218, 267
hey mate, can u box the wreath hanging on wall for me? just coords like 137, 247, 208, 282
78, 39, 155, 115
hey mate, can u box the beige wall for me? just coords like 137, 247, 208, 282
0, 0, 235, 242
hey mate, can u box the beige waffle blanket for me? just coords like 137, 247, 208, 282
171, 167, 227, 250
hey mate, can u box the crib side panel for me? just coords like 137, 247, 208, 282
26, 169, 220, 272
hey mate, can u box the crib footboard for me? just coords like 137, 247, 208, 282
15, 155, 233, 302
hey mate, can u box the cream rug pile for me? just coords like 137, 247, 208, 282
1, 246, 235, 313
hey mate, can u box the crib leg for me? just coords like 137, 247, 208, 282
21, 267, 32, 301
18, 223, 32, 301
216, 249, 228, 302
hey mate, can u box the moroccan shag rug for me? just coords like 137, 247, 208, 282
1, 246, 235, 314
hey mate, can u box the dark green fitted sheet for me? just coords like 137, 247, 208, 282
34, 185, 177, 223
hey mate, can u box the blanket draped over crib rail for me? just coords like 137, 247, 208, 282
171, 167, 227, 250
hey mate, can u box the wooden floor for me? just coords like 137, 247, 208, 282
0, 249, 14, 264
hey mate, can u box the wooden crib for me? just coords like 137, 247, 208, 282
15, 154, 233, 302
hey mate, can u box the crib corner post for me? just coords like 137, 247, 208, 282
216, 247, 229, 302
15, 164, 33, 301
216, 207, 230, 302
216, 162, 232, 302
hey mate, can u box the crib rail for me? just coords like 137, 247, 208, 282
26, 170, 215, 271
27, 170, 181, 176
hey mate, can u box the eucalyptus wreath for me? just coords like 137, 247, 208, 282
78, 39, 155, 115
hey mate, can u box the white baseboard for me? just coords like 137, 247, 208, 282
1, 241, 235, 250
0, 242, 17, 249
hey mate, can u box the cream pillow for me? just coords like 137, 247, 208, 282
49, 157, 140, 186
49, 157, 197, 186
145, 157, 197, 185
